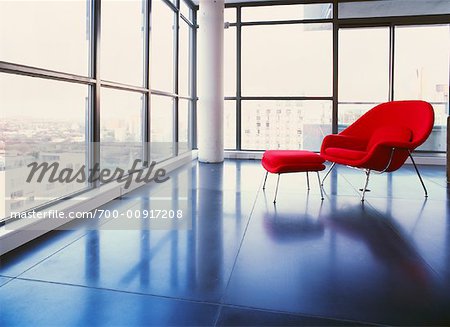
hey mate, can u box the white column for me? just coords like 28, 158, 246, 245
198, 0, 224, 163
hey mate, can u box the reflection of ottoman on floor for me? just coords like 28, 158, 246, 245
261, 150, 326, 203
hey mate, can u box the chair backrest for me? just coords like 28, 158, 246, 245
341, 100, 435, 149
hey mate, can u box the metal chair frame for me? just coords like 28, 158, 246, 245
320, 148, 428, 202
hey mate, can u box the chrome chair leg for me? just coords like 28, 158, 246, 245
409, 151, 428, 198
262, 171, 268, 190
317, 172, 324, 200
361, 169, 371, 202
321, 162, 336, 186
273, 174, 280, 204
306, 172, 310, 190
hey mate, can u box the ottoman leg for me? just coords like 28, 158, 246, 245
273, 174, 280, 203
306, 172, 310, 190
262, 171, 268, 190
321, 162, 336, 187
317, 172, 324, 200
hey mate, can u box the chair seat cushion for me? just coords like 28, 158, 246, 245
262, 150, 325, 174
324, 147, 367, 161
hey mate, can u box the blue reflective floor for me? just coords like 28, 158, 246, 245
1, 160, 450, 326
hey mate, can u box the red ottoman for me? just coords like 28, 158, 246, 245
261, 150, 326, 203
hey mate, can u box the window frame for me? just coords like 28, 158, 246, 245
0, 0, 197, 223
223, 0, 450, 153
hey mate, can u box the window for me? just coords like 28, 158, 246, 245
224, 26, 236, 96
338, 27, 390, 130
224, 3, 449, 154
101, 88, 144, 171
242, 3, 332, 22
181, 0, 193, 23
0, 0, 195, 224
394, 25, 450, 151
0, 0, 89, 75
224, 101, 237, 149
178, 100, 190, 154
101, 0, 146, 86
179, 20, 191, 97
225, 8, 236, 23
339, 0, 450, 19
1, 73, 88, 218
151, 0, 176, 92
151, 95, 174, 161
233, 5, 333, 151
339, 28, 390, 103
241, 101, 332, 151
242, 24, 332, 96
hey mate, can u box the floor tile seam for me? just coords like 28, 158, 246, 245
363, 198, 446, 284
0, 193, 145, 279
337, 171, 439, 202
0, 274, 15, 278
7, 230, 101, 279
337, 170, 372, 198
338, 165, 446, 195
0, 276, 16, 288
423, 176, 448, 189
340, 193, 444, 201
4, 277, 382, 326
10, 276, 223, 308
213, 305, 224, 326
321, 168, 362, 198
217, 171, 267, 305
322, 169, 447, 287
5, 191, 162, 279
1, 273, 390, 327
217, 301, 381, 326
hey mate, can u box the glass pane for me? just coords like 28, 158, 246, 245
179, 21, 191, 97
242, 101, 332, 151
151, 95, 174, 161
181, 0, 192, 22
0, 1, 89, 75
101, 0, 146, 86
339, 0, 450, 19
242, 4, 332, 22
101, 88, 144, 172
339, 28, 390, 102
1, 73, 88, 218
338, 103, 381, 132
151, 0, 176, 92
225, 8, 236, 23
420, 104, 447, 151
224, 101, 236, 149
178, 100, 190, 154
224, 27, 236, 97
394, 25, 450, 152
242, 24, 332, 96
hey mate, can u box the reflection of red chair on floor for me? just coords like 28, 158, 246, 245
264, 212, 324, 242
321, 207, 431, 287
320, 100, 434, 201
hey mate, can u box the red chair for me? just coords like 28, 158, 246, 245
320, 100, 434, 201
